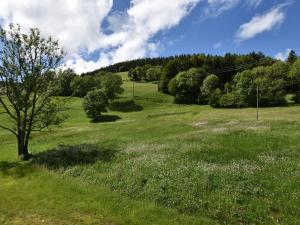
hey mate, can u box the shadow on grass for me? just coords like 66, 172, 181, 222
92, 115, 121, 123
110, 100, 143, 113
0, 161, 35, 178
32, 144, 117, 170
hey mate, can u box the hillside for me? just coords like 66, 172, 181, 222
0, 74, 300, 224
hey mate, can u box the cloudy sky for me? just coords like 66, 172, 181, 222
0, 0, 298, 73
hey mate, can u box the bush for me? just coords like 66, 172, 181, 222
83, 89, 109, 122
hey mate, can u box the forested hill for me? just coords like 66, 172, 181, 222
83, 52, 274, 76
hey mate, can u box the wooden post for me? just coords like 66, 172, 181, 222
132, 81, 135, 100
256, 84, 259, 121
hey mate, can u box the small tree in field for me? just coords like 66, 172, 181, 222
83, 89, 109, 122
0, 24, 65, 160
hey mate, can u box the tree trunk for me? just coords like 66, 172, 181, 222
17, 129, 31, 160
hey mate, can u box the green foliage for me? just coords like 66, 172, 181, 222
288, 58, 300, 92
208, 88, 222, 107
207, 62, 289, 108
218, 92, 238, 108
292, 92, 300, 103
55, 69, 77, 96
129, 65, 162, 82
255, 63, 288, 106
287, 50, 297, 64
128, 66, 144, 81
146, 66, 162, 81
71, 75, 100, 97
233, 69, 257, 107
82, 89, 108, 121
160, 60, 181, 93
0, 24, 65, 158
168, 68, 208, 104
95, 52, 268, 76
100, 74, 124, 102
201, 74, 220, 97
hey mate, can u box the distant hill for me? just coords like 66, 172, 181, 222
82, 52, 274, 76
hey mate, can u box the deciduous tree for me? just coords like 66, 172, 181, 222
0, 24, 65, 160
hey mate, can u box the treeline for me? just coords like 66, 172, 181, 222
91, 50, 299, 108
84, 52, 269, 76
166, 51, 300, 107
52, 50, 300, 108
53, 69, 123, 100
128, 65, 162, 81
85, 56, 177, 75
86, 52, 277, 91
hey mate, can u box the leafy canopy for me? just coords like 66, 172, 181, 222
0, 24, 65, 159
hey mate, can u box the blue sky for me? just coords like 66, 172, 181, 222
153, 0, 300, 59
0, 0, 299, 73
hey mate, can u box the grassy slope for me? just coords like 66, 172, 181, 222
0, 73, 299, 224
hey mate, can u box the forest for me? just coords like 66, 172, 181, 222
75, 51, 300, 108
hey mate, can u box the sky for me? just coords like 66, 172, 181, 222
0, 0, 299, 73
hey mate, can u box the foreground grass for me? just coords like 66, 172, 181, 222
1, 78, 300, 224
0, 164, 211, 225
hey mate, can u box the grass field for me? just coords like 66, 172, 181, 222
0, 74, 300, 224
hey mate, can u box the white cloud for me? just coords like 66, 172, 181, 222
0, 0, 200, 73
0, 0, 113, 57
204, 0, 240, 17
213, 41, 222, 49
202, 0, 263, 18
275, 48, 292, 61
246, 0, 263, 8
235, 3, 289, 42
0, 0, 273, 73
108, 0, 199, 63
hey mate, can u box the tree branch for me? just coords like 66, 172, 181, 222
0, 124, 17, 136
0, 96, 17, 120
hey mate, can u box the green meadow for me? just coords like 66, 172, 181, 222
0, 73, 299, 225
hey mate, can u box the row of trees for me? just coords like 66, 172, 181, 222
112, 52, 274, 95
167, 56, 300, 107
54, 69, 124, 121
128, 65, 162, 81
87, 52, 270, 79
54, 69, 123, 100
